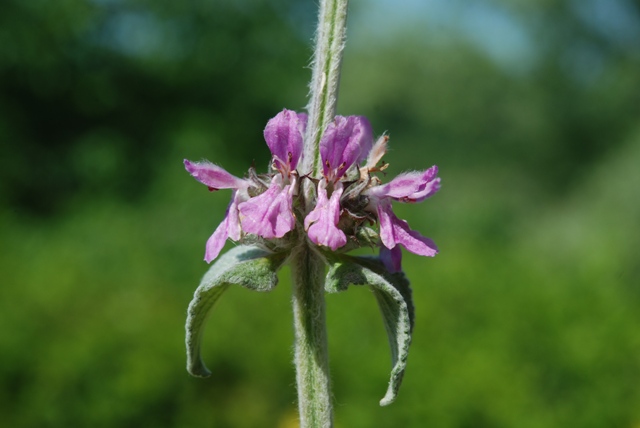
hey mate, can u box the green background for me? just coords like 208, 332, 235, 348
1, 0, 639, 426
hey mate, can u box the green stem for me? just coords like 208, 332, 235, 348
291, 245, 332, 428
301, 0, 349, 179
292, 1, 350, 426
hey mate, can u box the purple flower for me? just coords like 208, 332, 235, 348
365, 166, 441, 272
320, 115, 373, 182
238, 109, 305, 239
263, 109, 306, 175
185, 108, 441, 274
238, 174, 296, 239
304, 180, 347, 250
365, 167, 440, 203
184, 160, 253, 263
305, 116, 373, 248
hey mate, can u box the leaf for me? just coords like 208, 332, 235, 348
185, 245, 287, 377
325, 255, 414, 406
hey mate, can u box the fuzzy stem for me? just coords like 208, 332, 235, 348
301, 0, 349, 179
291, 245, 332, 428
292, 0, 349, 426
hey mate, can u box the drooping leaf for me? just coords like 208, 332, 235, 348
185, 245, 287, 377
325, 255, 414, 406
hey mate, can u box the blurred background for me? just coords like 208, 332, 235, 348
1, 0, 639, 426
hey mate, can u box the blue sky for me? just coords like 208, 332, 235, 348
95, 0, 639, 76
349, 0, 534, 70
349, 0, 639, 73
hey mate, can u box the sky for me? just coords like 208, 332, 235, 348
349, 0, 639, 73
96, 0, 640, 76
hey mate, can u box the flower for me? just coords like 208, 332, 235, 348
183, 160, 253, 262
185, 108, 440, 273
304, 115, 373, 249
364, 166, 440, 272
304, 177, 346, 250
185, 109, 306, 262
238, 109, 306, 238
319, 115, 373, 182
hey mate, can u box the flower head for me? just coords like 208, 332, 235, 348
186, 109, 440, 272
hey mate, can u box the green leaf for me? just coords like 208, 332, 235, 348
185, 245, 287, 377
325, 255, 414, 406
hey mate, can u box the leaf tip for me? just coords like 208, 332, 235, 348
379, 391, 396, 407
187, 360, 212, 378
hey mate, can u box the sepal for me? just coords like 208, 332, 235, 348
325, 255, 414, 406
185, 245, 287, 377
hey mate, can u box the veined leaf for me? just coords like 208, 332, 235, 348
185, 245, 287, 377
325, 255, 414, 406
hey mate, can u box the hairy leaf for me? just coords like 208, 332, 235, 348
185, 245, 287, 377
325, 255, 414, 406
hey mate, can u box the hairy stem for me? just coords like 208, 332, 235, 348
292, 0, 350, 426
291, 245, 332, 428
301, 0, 349, 179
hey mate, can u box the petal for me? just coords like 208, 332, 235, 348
263, 109, 305, 171
407, 166, 440, 202
238, 175, 295, 239
205, 220, 228, 263
320, 115, 373, 180
380, 245, 403, 273
202, 191, 246, 263
376, 202, 438, 257
204, 210, 231, 263
184, 159, 249, 190
395, 221, 438, 257
226, 190, 244, 241
377, 201, 396, 249
305, 180, 347, 250
366, 166, 440, 202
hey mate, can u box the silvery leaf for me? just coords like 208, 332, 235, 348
325, 255, 414, 406
186, 245, 287, 377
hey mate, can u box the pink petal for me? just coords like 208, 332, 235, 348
202, 191, 244, 263
238, 175, 295, 239
184, 159, 249, 190
305, 180, 347, 250
377, 201, 396, 250
366, 166, 440, 202
377, 202, 438, 257
393, 219, 438, 257
226, 190, 244, 241
263, 109, 305, 172
204, 218, 229, 263
320, 116, 373, 180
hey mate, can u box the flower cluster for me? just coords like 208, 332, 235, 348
185, 109, 440, 271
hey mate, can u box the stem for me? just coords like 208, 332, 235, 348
292, 1, 350, 426
291, 246, 332, 428
301, 0, 350, 179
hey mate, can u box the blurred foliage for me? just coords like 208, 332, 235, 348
1, 0, 639, 427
